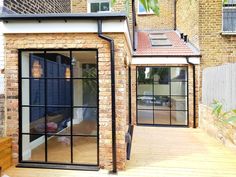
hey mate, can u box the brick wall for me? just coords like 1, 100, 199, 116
0, 0, 4, 137
176, 0, 199, 48
4, 32, 130, 170
177, 0, 236, 109
3, 0, 71, 14
71, 0, 133, 43
136, 0, 174, 30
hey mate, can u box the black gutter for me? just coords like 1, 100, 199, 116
186, 57, 197, 128
0, 13, 127, 21
97, 19, 117, 174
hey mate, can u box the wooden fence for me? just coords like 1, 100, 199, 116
202, 63, 236, 111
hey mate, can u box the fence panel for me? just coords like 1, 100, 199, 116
202, 63, 236, 111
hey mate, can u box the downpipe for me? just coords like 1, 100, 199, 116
97, 19, 117, 173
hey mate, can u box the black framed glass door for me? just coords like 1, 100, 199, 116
137, 66, 188, 126
19, 49, 98, 167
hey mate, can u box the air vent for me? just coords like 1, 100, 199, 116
149, 33, 172, 47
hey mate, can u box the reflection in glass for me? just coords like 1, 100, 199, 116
154, 111, 170, 125
73, 108, 97, 135
22, 135, 45, 162
73, 80, 97, 107
73, 137, 97, 164
153, 96, 170, 110
171, 96, 187, 110
137, 95, 153, 109
171, 67, 187, 81
171, 111, 188, 125
47, 135, 71, 163
171, 82, 187, 95
72, 51, 97, 78
138, 110, 153, 124
154, 82, 169, 95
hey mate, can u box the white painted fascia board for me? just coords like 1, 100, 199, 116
0, 18, 133, 55
132, 56, 200, 65
0, 19, 125, 34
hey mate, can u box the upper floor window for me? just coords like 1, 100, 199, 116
88, 0, 111, 13
223, 0, 236, 32
138, 1, 154, 15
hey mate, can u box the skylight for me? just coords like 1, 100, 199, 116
149, 33, 172, 47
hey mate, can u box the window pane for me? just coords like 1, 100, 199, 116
154, 82, 169, 95
45, 51, 70, 78
139, 2, 146, 13
154, 96, 170, 110
21, 51, 45, 78
22, 107, 46, 135
101, 2, 110, 11
46, 107, 71, 135
73, 137, 97, 164
47, 135, 71, 163
72, 51, 97, 78
47, 79, 71, 106
171, 67, 187, 81
171, 82, 187, 95
137, 95, 153, 109
154, 111, 170, 125
171, 96, 187, 111
73, 79, 97, 107
171, 111, 188, 125
137, 110, 153, 124
152, 67, 170, 84
91, 3, 99, 12
73, 108, 97, 135
22, 135, 45, 162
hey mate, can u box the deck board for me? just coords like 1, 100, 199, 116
3, 126, 236, 177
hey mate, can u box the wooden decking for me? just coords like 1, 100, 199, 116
3, 126, 236, 177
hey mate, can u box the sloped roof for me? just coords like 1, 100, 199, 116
134, 31, 200, 56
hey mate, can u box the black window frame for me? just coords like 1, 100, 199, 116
18, 49, 99, 170
222, 0, 236, 32
136, 66, 189, 127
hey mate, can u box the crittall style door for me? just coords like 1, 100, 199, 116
19, 50, 98, 168
137, 66, 188, 126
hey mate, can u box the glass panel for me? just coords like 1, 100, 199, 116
154, 111, 170, 125
171, 82, 187, 95
73, 79, 97, 107
45, 51, 70, 78
137, 95, 153, 109
91, 3, 99, 12
137, 110, 153, 124
47, 135, 71, 163
171, 96, 187, 111
72, 51, 97, 78
21, 51, 45, 78
171, 111, 188, 125
22, 107, 45, 135
47, 79, 71, 106
139, 2, 146, 13
22, 79, 30, 105
171, 67, 187, 81
154, 82, 169, 95
73, 136, 97, 164
22, 135, 45, 162
73, 108, 97, 135
152, 67, 170, 84
101, 2, 110, 11
154, 96, 171, 110
46, 107, 71, 135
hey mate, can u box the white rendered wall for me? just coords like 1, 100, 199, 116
0, 0, 3, 94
